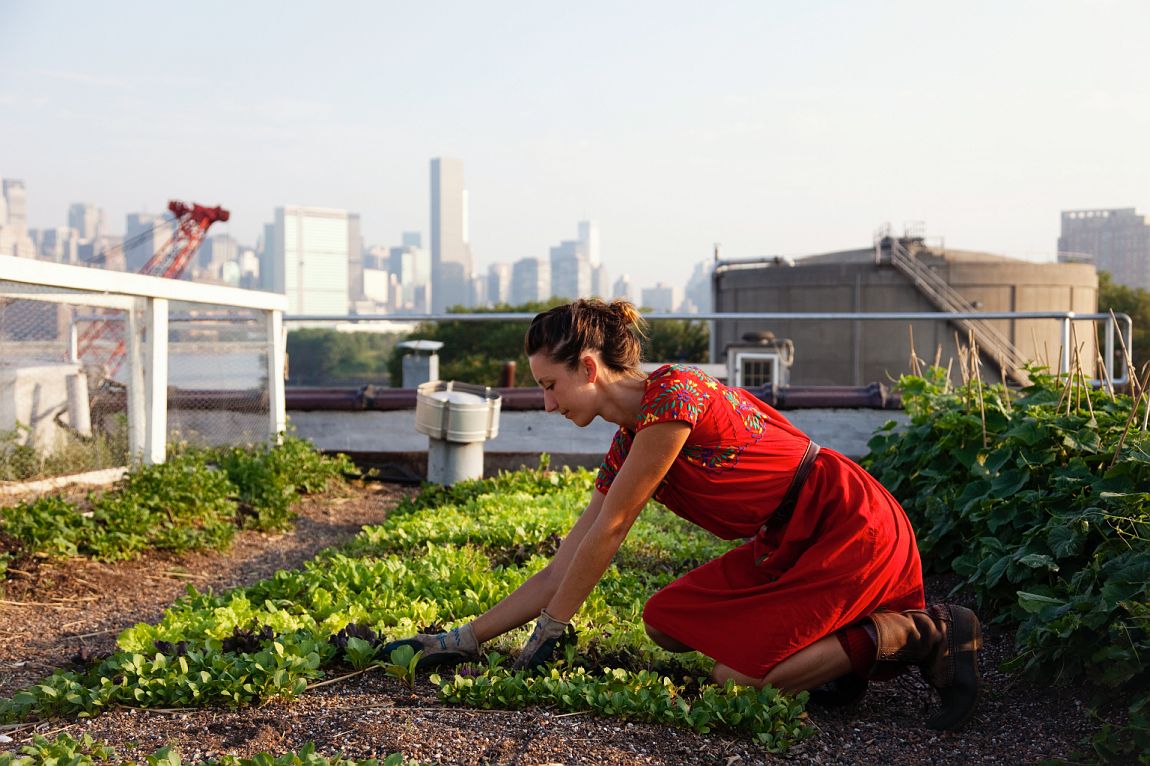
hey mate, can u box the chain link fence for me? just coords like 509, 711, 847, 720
0, 266, 283, 484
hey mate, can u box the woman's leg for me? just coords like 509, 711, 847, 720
711, 634, 851, 692
645, 623, 694, 653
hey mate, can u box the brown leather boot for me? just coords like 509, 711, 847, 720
869, 604, 982, 730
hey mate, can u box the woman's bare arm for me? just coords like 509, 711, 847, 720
543, 421, 691, 622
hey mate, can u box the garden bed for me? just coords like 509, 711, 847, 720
1, 476, 1102, 765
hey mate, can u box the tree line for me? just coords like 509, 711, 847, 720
285, 300, 710, 388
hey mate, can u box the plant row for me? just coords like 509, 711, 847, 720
0, 466, 811, 753
0, 436, 354, 574
864, 366, 1149, 762
0, 734, 411, 766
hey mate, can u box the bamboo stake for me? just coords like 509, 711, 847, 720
970, 330, 989, 448
934, 344, 943, 370
1142, 362, 1150, 432
1111, 365, 1150, 467
908, 325, 921, 377
1075, 344, 1095, 421
1111, 309, 1136, 397
945, 358, 954, 392
1094, 323, 1116, 401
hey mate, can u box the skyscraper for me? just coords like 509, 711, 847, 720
430, 157, 472, 312
0, 179, 36, 258
1058, 208, 1150, 291
269, 206, 351, 315
549, 239, 590, 300
511, 257, 551, 305
577, 220, 600, 266
124, 211, 176, 272
68, 203, 103, 241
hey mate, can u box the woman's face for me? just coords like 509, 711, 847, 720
528, 351, 597, 427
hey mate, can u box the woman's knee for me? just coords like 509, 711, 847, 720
711, 662, 767, 690
644, 622, 693, 653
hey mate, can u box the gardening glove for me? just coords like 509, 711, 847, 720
379, 623, 479, 670
512, 609, 572, 671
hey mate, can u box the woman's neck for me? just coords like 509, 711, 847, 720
597, 372, 648, 428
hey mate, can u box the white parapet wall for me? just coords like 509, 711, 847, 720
0, 361, 89, 454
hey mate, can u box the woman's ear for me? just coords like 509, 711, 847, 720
582, 354, 598, 384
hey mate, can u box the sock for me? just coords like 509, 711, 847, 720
835, 623, 877, 679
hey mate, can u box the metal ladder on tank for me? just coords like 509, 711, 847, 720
878, 237, 1032, 385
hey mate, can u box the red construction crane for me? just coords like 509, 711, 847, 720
76, 200, 231, 378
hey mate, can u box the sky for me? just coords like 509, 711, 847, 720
1, 0, 1149, 291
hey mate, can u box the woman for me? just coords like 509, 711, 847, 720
384, 299, 980, 730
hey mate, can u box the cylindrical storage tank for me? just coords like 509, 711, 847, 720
413, 380, 501, 485
712, 246, 1098, 386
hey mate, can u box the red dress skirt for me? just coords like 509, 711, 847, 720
596, 365, 924, 678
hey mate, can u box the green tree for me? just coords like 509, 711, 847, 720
286, 328, 400, 385
388, 301, 710, 387
1097, 271, 1149, 370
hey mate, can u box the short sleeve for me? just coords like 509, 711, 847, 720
635, 365, 710, 432
594, 428, 632, 495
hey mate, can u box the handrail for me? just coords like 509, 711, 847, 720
284, 310, 1134, 388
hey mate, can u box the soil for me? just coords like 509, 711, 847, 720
0, 482, 1104, 765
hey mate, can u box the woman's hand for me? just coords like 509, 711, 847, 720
379, 623, 479, 670
511, 609, 572, 670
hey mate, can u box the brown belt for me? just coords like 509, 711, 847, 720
762, 439, 821, 532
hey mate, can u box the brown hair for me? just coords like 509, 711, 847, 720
524, 299, 647, 375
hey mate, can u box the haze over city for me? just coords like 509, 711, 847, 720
2, 0, 1149, 290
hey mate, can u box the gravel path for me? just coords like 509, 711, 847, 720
0, 482, 1101, 764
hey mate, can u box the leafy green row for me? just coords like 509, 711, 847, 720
864, 366, 1149, 760
0, 734, 411, 766
432, 665, 808, 753
0, 436, 354, 566
1, 466, 809, 750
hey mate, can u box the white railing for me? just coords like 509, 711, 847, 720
288, 310, 1134, 388
0, 255, 287, 465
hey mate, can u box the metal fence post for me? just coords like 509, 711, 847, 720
143, 297, 169, 465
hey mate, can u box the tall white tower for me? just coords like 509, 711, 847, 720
430, 157, 473, 312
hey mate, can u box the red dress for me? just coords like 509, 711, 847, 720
595, 364, 924, 678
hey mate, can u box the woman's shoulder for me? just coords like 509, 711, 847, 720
647, 363, 722, 387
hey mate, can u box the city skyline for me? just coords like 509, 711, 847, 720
2, 2, 1149, 290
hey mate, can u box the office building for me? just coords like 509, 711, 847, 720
550, 239, 590, 299
68, 203, 103, 241
348, 213, 364, 302
1058, 208, 1150, 291
430, 157, 472, 311
0, 178, 36, 258
267, 206, 351, 315
388, 241, 432, 312
487, 262, 512, 306
511, 257, 551, 305
591, 263, 610, 299
642, 282, 679, 313
124, 211, 176, 272
612, 274, 635, 304
577, 220, 600, 266
198, 233, 238, 277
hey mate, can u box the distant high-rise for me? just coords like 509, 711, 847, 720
124, 211, 176, 272
550, 240, 590, 300
388, 240, 432, 312
612, 274, 635, 304
577, 220, 600, 266
430, 157, 472, 311
511, 257, 551, 305
591, 263, 610, 299
268, 206, 351, 315
642, 282, 679, 313
0, 178, 36, 258
68, 203, 103, 241
683, 259, 715, 313
1058, 208, 1150, 291
199, 233, 238, 271
348, 213, 364, 302
487, 262, 512, 306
